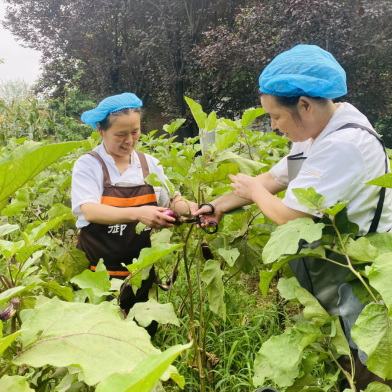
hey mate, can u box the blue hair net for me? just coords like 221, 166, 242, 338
81, 93, 143, 129
259, 45, 347, 99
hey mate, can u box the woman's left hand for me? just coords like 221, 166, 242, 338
228, 173, 260, 200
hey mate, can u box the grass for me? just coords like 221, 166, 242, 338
153, 268, 297, 391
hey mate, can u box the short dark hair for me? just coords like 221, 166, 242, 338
274, 95, 329, 108
98, 108, 142, 131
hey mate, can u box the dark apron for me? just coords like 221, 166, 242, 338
287, 123, 390, 386
77, 150, 158, 320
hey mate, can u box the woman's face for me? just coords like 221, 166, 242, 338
99, 111, 141, 159
261, 95, 307, 142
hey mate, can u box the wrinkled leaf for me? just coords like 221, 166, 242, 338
201, 259, 226, 320
127, 299, 180, 327
262, 218, 325, 264
351, 303, 392, 380
39, 281, 74, 302
217, 248, 240, 267
0, 223, 19, 237
0, 375, 34, 392
96, 342, 192, 392
368, 253, 392, 312
13, 298, 179, 386
292, 187, 325, 210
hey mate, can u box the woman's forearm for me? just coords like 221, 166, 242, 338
212, 172, 286, 213
80, 203, 139, 224
251, 184, 310, 225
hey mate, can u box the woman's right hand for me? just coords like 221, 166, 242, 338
191, 203, 224, 227
136, 206, 176, 228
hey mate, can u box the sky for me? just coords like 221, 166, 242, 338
0, 1, 42, 85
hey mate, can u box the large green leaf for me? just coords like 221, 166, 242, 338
0, 375, 34, 392
0, 331, 22, 357
127, 299, 180, 327
13, 298, 180, 386
367, 233, 392, 253
345, 237, 379, 263
0, 141, 81, 209
126, 243, 184, 279
39, 281, 74, 302
215, 129, 239, 151
366, 173, 392, 188
241, 107, 265, 128
96, 342, 192, 392
364, 382, 392, 392
71, 260, 111, 300
194, 163, 239, 184
217, 248, 240, 267
351, 303, 392, 380
56, 247, 90, 281
253, 325, 318, 387
0, 224, 19, 237
368, 253, 392, 313
0, 239, 25, 258
292, 187, 325, 210
278, 277, 330, 326
0, 285, 35, 305
262, 218, 325, 264
184, 97, 206, 130
215, 151, 267, 176
201, 259, 226, 320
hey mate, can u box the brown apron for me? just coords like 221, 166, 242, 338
76, 150, 158, 326
287, 124, 391, 387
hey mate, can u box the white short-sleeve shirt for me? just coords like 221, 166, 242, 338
72, 143, 173, 228
269, 103, 392, 235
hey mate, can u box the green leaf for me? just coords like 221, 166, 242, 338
0, 239, 24, 258
0, 375, 34, 392
323, 201, 348, 217
13, 297, 179, 386
364, 382, 392, 392
217, 248, 240, 267
0, 224, 19, 237
262, 218, 325, 264
201, 259, 226, 320
194, 163, 239, 184
39, 281, 74, 302
135, 222, 147, 235
71, 260, 111, 298
95, 342, 192, 392
278, 276, 301, 301
292, 187, 325, 210
163, 118, 186, 135
367, 233, 392, 253
0, 141, 81, 208
366, 173, 392, 188
345, 237, 380, 263
241, 107, 265, 128
286, 374, 319, 392
253, 326, 312, 387
215, 129, 239, 151
330, 317, 351, 356
56, 247, 90, 281
127, 243, 184, 275
184, 97, 206, 130
150, 229, 172, 247
127, 299, 180, 327
215, 151, 266, 176
0, 285, 35, 305
368, 253, 392, 312
351, 303, 392, 380
205, 111, 217, 132
0, 331, 22, 356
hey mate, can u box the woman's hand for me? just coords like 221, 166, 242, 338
136, 206, 176, 228
228, 173, 261, 201
192, 203, 224, 227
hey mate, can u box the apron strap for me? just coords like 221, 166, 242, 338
87, 151, 112, 187
135, 151, 150, 179
334, 123, 388, 233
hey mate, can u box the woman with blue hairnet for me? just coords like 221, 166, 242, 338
195, 45, 392, 388
72, 93, 196, 335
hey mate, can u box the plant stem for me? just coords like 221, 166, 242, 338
332, 219, 378, 303
328, 350, 356, 392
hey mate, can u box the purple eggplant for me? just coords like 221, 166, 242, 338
163, 209, 182, 225
0, 297, 20, 321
